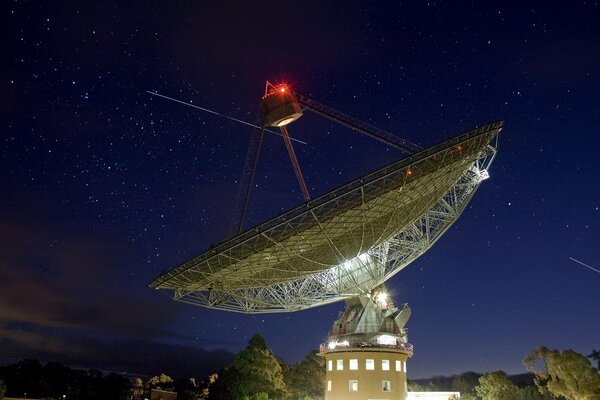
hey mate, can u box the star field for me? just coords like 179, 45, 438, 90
1, 0, 599, 379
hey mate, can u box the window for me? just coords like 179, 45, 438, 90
403, 361, 407, 372
382, 359, 390, 371
327, 360, 332, 371
395, 360, 401, 371
349, 359, 358, 370
349, 380, 358, 392
337, 359, 344, 370
327, 381, 332, 392
366, 359, 375, 370
382, 380, 391, 392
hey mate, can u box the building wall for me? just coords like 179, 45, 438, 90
323, 348, 410, 400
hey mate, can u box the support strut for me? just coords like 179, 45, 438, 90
280, 125, 311, 202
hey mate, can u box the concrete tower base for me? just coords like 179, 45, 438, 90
321, 347, 411, 400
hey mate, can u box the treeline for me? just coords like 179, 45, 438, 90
409, 347, 600, 400
129, 335, 325, 400
409, 371, 533, 392
0, 335, 325, 400
0, 360, 131, 399
1, 339, 598, 400
409, 371, 538, 399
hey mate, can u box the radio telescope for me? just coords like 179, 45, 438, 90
150, 82, 501, 400
150, 82, 502, 314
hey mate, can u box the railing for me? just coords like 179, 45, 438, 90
320, 341, 413, 353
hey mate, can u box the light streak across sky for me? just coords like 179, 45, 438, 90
146, 91, 307, 145
569, 257, 600, 275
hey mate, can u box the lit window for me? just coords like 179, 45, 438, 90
395, 360, 401, 371
382, 380, 391, 392
382, 359, 390, 371
349, 359, 358, 370
328, 360, 332, 371
337, 359, 344, 370
327, 381, 332, 392
349, 380, 358, 392
403, 361, 407, 372
366, 359, 375, 370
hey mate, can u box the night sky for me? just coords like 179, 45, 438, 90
2, 1, 599, 380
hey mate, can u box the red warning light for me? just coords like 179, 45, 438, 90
263, 81, 291, 98
407, 169, 413, 176
457, 145, 463, 151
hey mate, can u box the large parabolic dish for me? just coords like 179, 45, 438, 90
150, 121, 503, 313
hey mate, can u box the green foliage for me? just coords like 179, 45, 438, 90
518, 385, 546, 400
130, 377, 145, 400
206, 365, 242, 400
233, 335, 287, 400
524, 346, 600, 400
589, 349, 600, 370
451, 371, 480, 397
284, 350, 325, 400
475, 371, 519, 400
207, 335, 287, 400
406, 381, 425, 391
148, 373, 174, 389
248, 335, 268, 351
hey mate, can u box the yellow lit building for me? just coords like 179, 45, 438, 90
320, 288, 413, 400
322, 346, 411, 400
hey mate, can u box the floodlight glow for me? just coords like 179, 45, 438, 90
377, 334, 397, 345
275, 117, 296, 126
376, 292, 388, 307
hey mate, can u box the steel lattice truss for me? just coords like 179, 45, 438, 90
151, 122, 502, 313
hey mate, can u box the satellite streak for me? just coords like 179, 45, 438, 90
569, 257, 600, 275
146, 91, 307, 145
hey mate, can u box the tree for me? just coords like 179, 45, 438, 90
589, 349, 600, 370
518, 385, 547, 400
475, 371, 519, 400
524, 346, 600, 400
207, 335, 288, 400
148, 373, 174, 390
131, 377, 145, 400
200, 373, 219, 400
451, 372, 480, 399
176, 377, 201, 400
406, 381, 425, 391
233, 334, 287, 400
284, 350, 325, 400
206, 366, 241, 400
